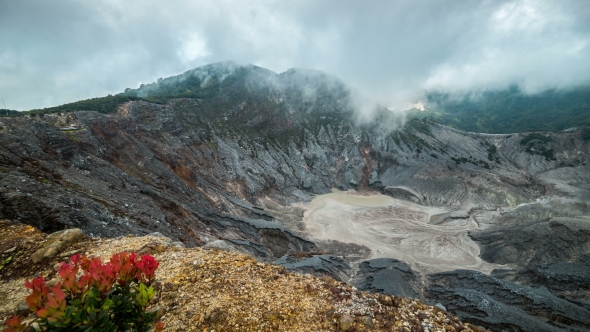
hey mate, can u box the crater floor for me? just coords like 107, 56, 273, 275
301, 190, 504, 274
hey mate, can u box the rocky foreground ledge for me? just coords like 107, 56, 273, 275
0, 220, 484, 332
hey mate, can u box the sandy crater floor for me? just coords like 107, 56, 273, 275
302, 190, 502, 274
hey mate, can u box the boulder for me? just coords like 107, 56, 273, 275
16, 300, 29, 316
338, 315, 354, 331
353, 258, 419, 298
31, 228, 88, 263
136, 234, 186, 255
204, 240, 237, 252
274, 254, 351, 281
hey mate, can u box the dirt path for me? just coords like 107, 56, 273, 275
301, 190, 503, 274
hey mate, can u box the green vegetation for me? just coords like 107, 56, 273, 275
450, 155, 491, 169
421, 84, 590, 133
0, 251, 20, 271
64, 131, 79, 142
0, 109, 20, 117
451, 156, 466, 164
542, 149, 555, 160
519, 133, 556, 161
409, 117, 432, 136
520, 133, 553, 145
24, 95, 147, 117
396, 129, 432, 153
124, 64, 367, 150
487, 144, 496, 160
390, 118, 437, 153
486, 144, 501, 163
1, 96, 147, 118
5, 252, 162, 332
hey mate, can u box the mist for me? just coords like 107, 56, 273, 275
1, 0, 590, 111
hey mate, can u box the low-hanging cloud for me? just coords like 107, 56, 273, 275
1, 0, 589, 111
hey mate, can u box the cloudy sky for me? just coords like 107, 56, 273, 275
1, 0, 590, 111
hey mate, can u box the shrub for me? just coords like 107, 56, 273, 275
4, 252, 163, 332
519, 133, 553, 145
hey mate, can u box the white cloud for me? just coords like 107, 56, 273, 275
492, 0, 547, 33
178, 33, 210, 63
423, 0, 590, 94
0, 0, 589, 110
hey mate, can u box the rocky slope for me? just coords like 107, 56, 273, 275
0, 220, 481, 332
1, 62, 590, 330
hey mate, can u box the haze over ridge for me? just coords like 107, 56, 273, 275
1, 0, 590, 111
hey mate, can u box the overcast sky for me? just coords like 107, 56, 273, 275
1, 0, 590, 111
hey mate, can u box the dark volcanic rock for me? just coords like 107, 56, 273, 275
314, 239, 372, 261
2, 63, 590, 331
1, 87, 587, 248
225, 239, 274, 259
427, 287, 565, 332
353, 258, 419, 298
471, 217, 590, 267
0, 112, 318, 260
492, 253, 590, 303
426, 270, 590, 331
381, 186, 424, 204
273, 254, 351, 281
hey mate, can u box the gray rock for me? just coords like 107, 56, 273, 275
382, 186, 422, 204
361, 316, 375, 328
146, 305, 165, 320
491, 253, 590, 303
147, 232, 168, 238
274, 254, 351, 281
426, 269, 590, 331
353, 258, 419, 298
31, 228, 88, 263
170, 241, 186, 248
16, 300, 29, 316
434, 303, 447, 312
203, 240, 236, 252
338, 315, 354, 331
1, 65, 590, 332
226, 239, 273, 259
471, 217, 590, 267
428, 286, 563, 332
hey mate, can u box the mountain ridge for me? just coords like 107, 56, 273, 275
0, 63, 589, 331
419, 84, 590, 134
7, 61, 590, 137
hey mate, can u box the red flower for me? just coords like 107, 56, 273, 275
110, 251, 137, 284
19, 251, 160, 330
57, 262, 80, 294
25, 276, 49, 311
136, 254, 159, 282
4, 315, 27, 332
35, 282, 67, 322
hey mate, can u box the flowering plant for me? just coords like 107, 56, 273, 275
4, 252, 163, 332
